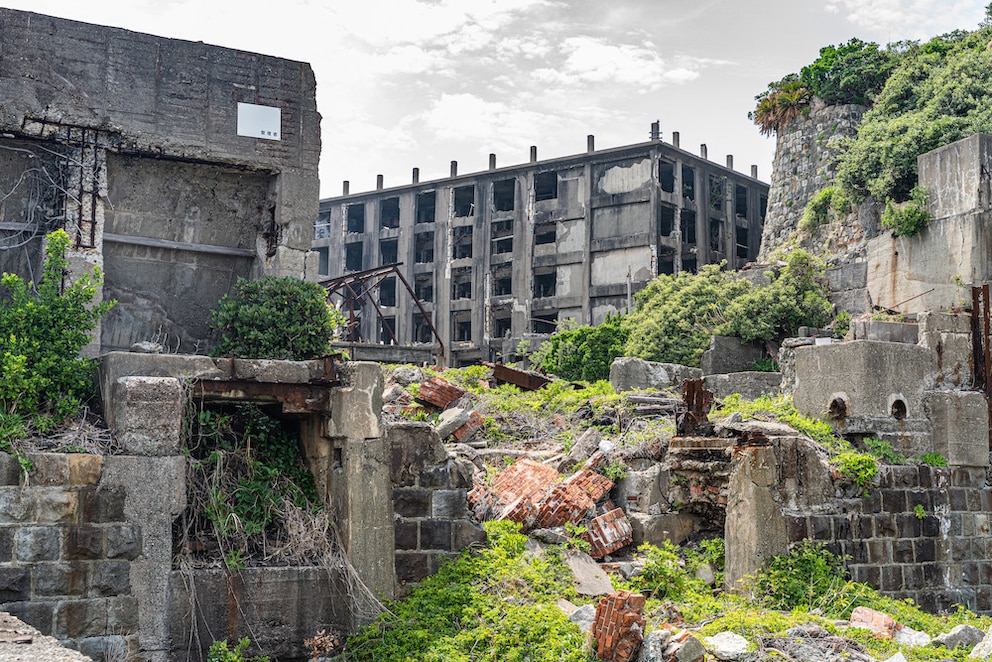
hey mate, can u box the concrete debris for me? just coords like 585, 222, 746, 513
702, 631, 749, 660
763, 624, 877, 662
390, 366, 425, 386
932, 624, 984, 649
662, 629, 705, 662
638, 629, 672, 662
382, 383, 411, 404
564, 550, 615, 596
882, 653, 908, 662
970, 627, 992, 658
570, 603, 597, 634
893, 624, 931, 647
435, 408, 471, 439
557, 428, 603, 472
609, 357, 702, 393
592, 590, 646, 662
693, 562, 716, 586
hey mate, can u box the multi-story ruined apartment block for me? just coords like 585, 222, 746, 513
314, 132, 769, 366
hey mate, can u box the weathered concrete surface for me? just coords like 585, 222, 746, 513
826, 260, 870, 316
704, 371, 781, 400
724, 446, 788, 591
918, 311, 973, 388
924, 391, 990, 468
919, 133, 992, 220
852, 320, 918, 344
106, 377, 183, 456
609, 357, 701, 393
0, 612, 92, 662
700, 336, 766, 376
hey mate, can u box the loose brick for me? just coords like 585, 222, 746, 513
849, 606, 898, 639
416, 378, 467, 408
0, 567, 30, 602
565, 470, 613, 502
584, 509, 634, 560
592, 590, 645, 662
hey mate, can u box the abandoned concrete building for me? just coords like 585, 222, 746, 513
0, 8, 321, 356
313, 132, 769, 365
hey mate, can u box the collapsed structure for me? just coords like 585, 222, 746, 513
313, 132, 769, 366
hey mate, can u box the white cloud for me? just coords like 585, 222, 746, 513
824, 0, 986, 39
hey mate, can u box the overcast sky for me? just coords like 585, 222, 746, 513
3, 1, 988, 198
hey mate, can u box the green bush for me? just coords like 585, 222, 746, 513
0, 230, 113, 442
799, 38, 896, 107
834, 451, 879, 491
210, 276, 341, 360
208, 638, 268, 662
751, 540, 849, 611
535, 315, 628, 381
800, 186, 850, 232
880, 185, 931, 236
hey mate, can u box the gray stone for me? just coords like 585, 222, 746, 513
556, 428, 601, 473
665, 632, 707, 662
387, 423, 447, 486
568, 603, 596, 633
972, 628, 992, 659
382, 384, 409, 404
108, 376, 184, 456
639, 629, 672, 662
925, 391, 990, 468
893, 626, 930, 647
15, 526, 60, 562
852, 320, 919, 344
694, 562, 716, 586
627, 512, 696, 547
700, 336, 766, 376
609, 357, 702, 393
129, 341, 163, 354
105, 525, 141, 560
704, 371, 781, 400
563, 550, 614, 596
88, 561, 131, 597
704, 631, 749, 660
33, 563, 85, 598
556, 598, 578, 617
530, 528, 568, 545
614, 465, 664, 515
390, 366, 425, 386
431, 490, 467, 519
933, 624, 984, 649
230, 359, 314, 384
883, 654, 908, 662
435, 408, 471, 439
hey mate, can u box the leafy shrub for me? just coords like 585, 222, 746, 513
629, 541, 711, 602
712, 394, 842, 450
799, 38, 896, 107
799, 186, 850, 232
833, 451, 879, 491
751, 540, 849, 611
750, 74, 813, 135
880, 185, 931, 236
863, 436, 905, 464
536, 315, 628, 382
919, 452, 948, 467
210, 275, 341, 360
208, 638, 268, 662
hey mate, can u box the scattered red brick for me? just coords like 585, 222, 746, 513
592, 590, 645, 662
566, 469, 614, 502
531, 482, 595, 529
452, 410, 485, 442
849, 606, 901, 639
584, 508, 633, 559
416, 377, 467, 408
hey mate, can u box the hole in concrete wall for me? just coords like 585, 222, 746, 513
415, 232, 434, 263
414, 273, 433, 303
453, 226, 473, 259
659, 160, 675, 193
735, 226, 749, 260
451, 266, 472, 300
345, 242, 363, 272
535, 171, 558, 201
709, 175, 724, 212
709, 218, 723, 253
682, 164, 696, 201
681, 210, 696, 244
759, 195, 768, 222
316, 246, 329, 276
493, 179, 515, 212
660, 206, 675, 236
492, 219, 513, 254
532, 311, 558, 333
380, 316, 396, 344
828, 397, 848, 419
332, 446, 343, 471
683, 256, 697, 273
314, 210, 331, 239
534, 269, 556, 298
379, 277, 396, 307
346, 203, 365, 233
380, 238, 398, 265
413, 314, 434, 343
416, 191, 436, 224
891, 398, 907, 420
453, 311, 472, 341
735, 184, 748, 220
454, 185, 475, 217
493, 264, 513, 296
535, 223, 556, 245
493, 313, 511, 338
659, 248, 675, 275
380, 197, 400, 229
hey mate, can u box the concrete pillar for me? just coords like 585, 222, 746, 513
751, 165, 758, 179
529, 146, 537, 163
489, 153, 496, 170
700, 144, 708, 159
376, 174, 384, 190
726, 155, 734, 170
342, 180, 350, 196
587, 135, 595, 153
412, 167, 419, 184
650, 121, 660, 140
672, 132, 680, 149
450, 161, 458, 177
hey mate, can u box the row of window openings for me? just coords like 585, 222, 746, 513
340, 172, 559, 233
657, 163, 756, 220
366, 271, 544, 306
375, 312, 560, 344
659, 209, 750, 258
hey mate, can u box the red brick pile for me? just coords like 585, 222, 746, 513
583, 508, 635, 559
849, 606, 900, 639
416, 377, 467, 408
592, 590, 645, 662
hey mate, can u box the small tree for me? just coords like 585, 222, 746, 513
210, 276, 341, 360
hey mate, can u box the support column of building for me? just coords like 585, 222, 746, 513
674, 157, 685, 275
396, 194, 416, 345
582, 160, 594, 324
511, 174, 531, 340
724, 177, 735, 268
695, 168, 708, 268
481, 181, 493, 362
437, 188, 454, 365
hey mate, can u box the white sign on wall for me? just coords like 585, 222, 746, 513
237, 102, 281, 141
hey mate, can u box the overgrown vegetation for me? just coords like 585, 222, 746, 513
0, 230, 114, 469
711, 394, 842, 450
207, 638, 269, 662
800, 186, 851, 232
210, 275, 342, 360
534, 315, 628, 382
880, 185, 931, 236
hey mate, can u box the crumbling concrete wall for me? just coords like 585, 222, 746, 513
0, 8, 320, 354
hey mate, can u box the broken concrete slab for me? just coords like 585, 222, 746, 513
703, 631, 749, 660
700, 336, 765, 376
933, 623, 984, 649
435, 408, 472, 439
704, 371, 781, 400
609, 357, 701, 393
557, 428, 602, 473
924, 390, 990, 468
564, 550, 615, 596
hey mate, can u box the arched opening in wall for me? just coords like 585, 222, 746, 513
891, 398, 907, 420
828, 397, 848, 419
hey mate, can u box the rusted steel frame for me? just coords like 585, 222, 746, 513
391, 265, 445, 358
343, 280, 363, 342
349, 274, 400, 346
492, 363, 551, 390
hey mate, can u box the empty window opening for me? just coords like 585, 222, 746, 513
680, 210, 697, 245
682, 165, 696, 201
709, 218, 724, 253
413, 314, 434, 343
415, 232, 434, 264
314, 210, 331, 239
828, 397, 848, 419
453, 226, 474, 260
493, 265, 513, 296
735, 185, 748, 220
660, 206, 675, 236
454, 185, 475, 217
759, 195, 768, 222
535, 224, 556, 245
379, 277, 396, 307
532, 312, 557, 333
380, 197, 400, 229
416, 191, 436, 224
492, 220, 513, 254
735, 226, 749, 260
453, 313, 472, 342
380, 238, 398, 265
659, 161, 675, 193
346, 204, 365, 233
659, 259, 675, 275
535, 171, 558, 201
452, 267, 472, 300
534, 270, 556, 298
682, 257, 697, 273
493, 179, 515, 212
709, 175, 724, 212
493, 315, 511, 338
316, 246, 329, 276
891, 398, 907, 421
414, 274, 433, 303
345, 242, 363, 272
380, 317, 396, 344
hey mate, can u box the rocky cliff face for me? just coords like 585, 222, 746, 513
759, 103, 867, 260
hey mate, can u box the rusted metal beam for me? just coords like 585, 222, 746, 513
193, 381, 330, 414
492, 363, 551, 391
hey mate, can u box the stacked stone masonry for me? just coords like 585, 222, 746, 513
785, 465, 992, 613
